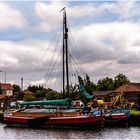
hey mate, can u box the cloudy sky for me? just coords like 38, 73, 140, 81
0, 0, 140, 91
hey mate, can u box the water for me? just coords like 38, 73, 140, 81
0, 123, 140, 139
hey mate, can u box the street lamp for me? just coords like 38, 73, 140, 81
0, 70, 6, 83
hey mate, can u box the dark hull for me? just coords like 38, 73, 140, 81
4, 115, 50, 128
130, 114, 140, 126
4, 114, 104, 128
45, 115, 104, 128
104, 114, 130, 126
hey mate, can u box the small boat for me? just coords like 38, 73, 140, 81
104, 107, 130, 126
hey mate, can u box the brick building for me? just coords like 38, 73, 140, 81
0, 83, 13, 96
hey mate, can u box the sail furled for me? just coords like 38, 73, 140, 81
19, 98, 71, 106
78, 76, 94, 101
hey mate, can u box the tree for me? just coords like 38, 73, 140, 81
55, 92, 63, 99
114, 73, 130, 89
45, 88, 58, 100
12, 84, 21, 101
83, 74, 97, 94
96, 74, 130, 91
23, 94, 36, 101
69, 84, 79, 100
13, 84, 21, 93
35, 90, 46, 98
97, 77, 114, 91
28, 85, 43, 93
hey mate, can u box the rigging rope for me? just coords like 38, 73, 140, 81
27, 23, 63, 87
43, 47, 63, 89
43, 26, 63, 88
69, 30, 86, 76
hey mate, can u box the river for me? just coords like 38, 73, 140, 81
0, 123, 140, 139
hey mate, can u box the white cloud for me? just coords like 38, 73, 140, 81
34, 1, 66, 32
113, 1, 140, 19
1, 20, 140, 87
1, 1, 140, 89
65, 20, 140, 83
92, 1, 140, 20
0, 39, 60, 72
71, 21, 140, 64
0, 2, 26, 30
30, 78, 60, 91
34, 1, 99, 32
34, 1, 140, 32
30, 79, 45, 86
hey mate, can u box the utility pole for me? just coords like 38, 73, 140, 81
21, 77, 23, 91
0, 70, 6, 83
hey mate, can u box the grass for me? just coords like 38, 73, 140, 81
0, 110, 3, 114
130, 109, 140, 115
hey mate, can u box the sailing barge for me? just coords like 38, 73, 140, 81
4, 98, 104, 128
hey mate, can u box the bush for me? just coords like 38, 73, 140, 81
23, 94, 36, 101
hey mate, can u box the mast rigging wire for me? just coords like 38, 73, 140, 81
43, 25, 63, 87
27, 23, 63, 87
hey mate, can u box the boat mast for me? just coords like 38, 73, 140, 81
62, 9, 65, 98
61, 8, 69, 98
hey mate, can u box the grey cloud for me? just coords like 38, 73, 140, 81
117, 52, 140, 64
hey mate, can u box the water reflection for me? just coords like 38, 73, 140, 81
0, 123, 140, 139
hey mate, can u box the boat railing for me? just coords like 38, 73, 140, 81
104, 107, 130, 117
83, 107, 103, 116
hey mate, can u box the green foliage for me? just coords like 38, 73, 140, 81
55, 93, 63, 99
67, 73, 130, 104
45, 88, 58, 100
35, 90, 46, 98
114, 73, 130, 89
18, 92, 24, 100
15, 73, 130, 102
23, 94, 36, 101
13, 84, 21, 93
28, 85, 43, 93
69, 84, 79, 100
97, 77, 114, 91
96, 73, 130, 91
12, 84, 23, 100
83, 74, 97, 94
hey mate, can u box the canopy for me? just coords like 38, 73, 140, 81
19, 98, 71, 106
78, 76, 94, 101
